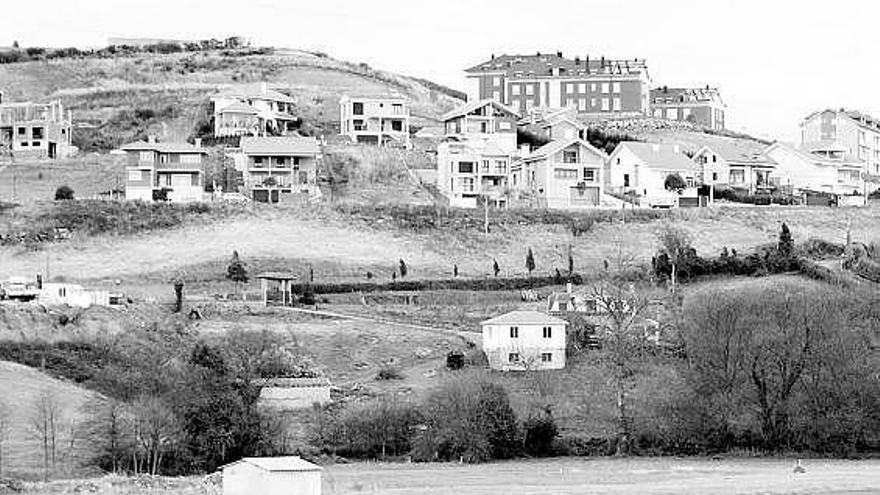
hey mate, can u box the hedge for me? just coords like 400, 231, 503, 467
290, 273, 584, 295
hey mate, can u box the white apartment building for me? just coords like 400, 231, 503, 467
339, 94, 410, 148
481, 310, 568, 371
801, 109, 879, 175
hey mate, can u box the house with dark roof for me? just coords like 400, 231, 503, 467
692, 140, 776, 194
236, 136, 321, 203
210, 82, 298, 138
650, 86, 726, 130
464, 52, 651, 117
607, 142, 697, 206
481, 310, 568, 371
339, 94, 410, 148
512, 137, 607, 209
120, 137, 207, 203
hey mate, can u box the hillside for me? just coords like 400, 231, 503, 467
0, 48, 464, 150
0, 360, 101, 479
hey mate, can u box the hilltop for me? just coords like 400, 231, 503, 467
0, 48, 465, 151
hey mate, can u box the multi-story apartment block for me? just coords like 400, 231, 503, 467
0, 95, 72, 160
511, 137, 606, 209
436, 99, 520, 208
650, 86, 726, 130
236, 136, 321, 204
211, 83, 298, 138
339, 94, 410, 148
464, 52, 650, 117
121, 137, 207, 203
801, 109, 880, 175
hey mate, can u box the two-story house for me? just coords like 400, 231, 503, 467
211, 83, 298, 138
481, 310, 568, 371
436, 99, 520, 208
763, 142, 865, 197
650, 86, 726, 130
606, 142, 697, 207
0, 98, 73, 160
512, 137, 606, 209
692, 141, 776, 194
237, 136, 320, 204
339, 94, 410, 148
464, 52, 651, 118
121, 138, 207, 203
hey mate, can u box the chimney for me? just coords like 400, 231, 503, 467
490, 53, 495, 60
147, 135, 157, 144
585, 55, 590, 73
194, 138, 202, 148
556, 50, 563, 58
574, 56, 580, 65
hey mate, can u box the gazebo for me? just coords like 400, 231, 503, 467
256, 272, 299, 306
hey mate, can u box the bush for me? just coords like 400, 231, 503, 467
311, 400, 421, 459
446, 351, 465, 370
289, 273, 585, 295
523, 414, 558, 457
375, 365, 403, 381
713, 186, 800, 205
799, 238, 845, 259
54, 185, 75, 201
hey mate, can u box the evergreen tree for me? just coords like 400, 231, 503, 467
526, 248, 536, 276
399, 259, 408, 278
226, 250, 249, 286
453, 264, 459, 278
493, 258, 500, 277
778, 222, 794, 258
568, 252, 574, 275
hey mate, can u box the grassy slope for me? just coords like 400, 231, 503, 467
0, 360, 101, 479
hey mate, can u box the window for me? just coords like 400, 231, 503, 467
541, 353, 553, 363
566, 83, 575, 92
510, 326, 519, 338
32, 127, 44, 139
602, 98, 610, 111
554, 168, 578, 179
180, 154, 200, 164
712, 172, 718, 181
31, 141, 40, 147
508, 353, 520, 363
612, 82, 621, 93
164, 174, 172, 186
512, 85, 521, 96
601, 82, 610, 93
254, 156, 264, 166
127, 170, 142, 181
682, 108, 692, 120
139, 151, 154, 163
623, 173, 630, 187
578, 83, 586, 93
590, 98, 597, 108
712, 155, 717, 163
590, 83, 597, 92
492, 91, 500, 101
274, 157, 286, 167
667, 108, 679, 119
542, 326, 552, 338
578, 99, 587, 111
613, 98, 621, 111
525, 85, 535, 96
584, 169, 596, 181
17, 127, 25, 136
458, 162, 475, 174
493, 76, 501, 86
563, 150, 578, 163
729, 169, 745, 183
391, 120, 403, 131
20, 142, 27, 147
352, 102, 364, 115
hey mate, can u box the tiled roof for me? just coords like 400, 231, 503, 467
650, 86, 722, 102
441, 99, 520, 122
527, 137, 607, 161
218, 102, 259, 115
465, 53, 648, 77
120, 141, 207, 154
481, 310, 568, 326
221, 456, 321, 473
803, 108, 880, 132
617, 142, 695, 171
699, 139, 774, 165
768, 142, 861, 168
240, 137, 320, 156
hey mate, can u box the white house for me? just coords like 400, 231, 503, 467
692, 141, 776, 194
39, 283, 112, 308
606, 142, 696, 207
480, 310, 568, 371
339, 94, 411, 148
211, 83, 298, 138
513, 137, 607, 209
764, 142, 865, 197
255, 377, 331, 411
221, 457, 321, 495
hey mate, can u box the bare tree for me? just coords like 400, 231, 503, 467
30, 391, 63, 481
655, 223, 692, 293
131, 396, 181, 475
82, 398, 134, 474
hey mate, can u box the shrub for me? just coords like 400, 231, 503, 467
311, 400, 420, 459
54, 185, 75, 201
446, 351, 465, 370
664, 173, 687, 192
799, 238, 845, 259
523, 414, 558, 457
376, 365, 403, 381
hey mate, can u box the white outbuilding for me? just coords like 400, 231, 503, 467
220, 456, 322, 495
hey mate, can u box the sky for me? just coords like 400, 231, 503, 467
1, 0, 878, 142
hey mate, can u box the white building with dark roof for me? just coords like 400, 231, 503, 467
481, 310, 568, 371
764, 142, 865, 197
220, 456, 321, 495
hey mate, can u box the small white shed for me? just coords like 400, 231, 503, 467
221, 456, 322, 495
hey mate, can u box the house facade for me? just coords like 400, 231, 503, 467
255, 377, 331, 411
800, 109, 880, 176
221, 457, 321, 495
339, 94, 411, 148
211, 83, 298, 138
692, 141, 776, 194
764, 142, 865, 196
436, 99, 520, 208
0, 99, 73, 160
236, 136, 320, 203
650, 86, 726, 130
121, 138, 207, 203
465, 52, 651, 118
606, 142, 697, 207
481, 310, 568, 371
512, 137, 606, 209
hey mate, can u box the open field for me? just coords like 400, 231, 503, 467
0, 157, 124, 205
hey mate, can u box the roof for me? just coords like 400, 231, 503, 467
218, 102, 259, 115
216, 84, 295, 104
441, 99, 520, 122
616, 142, 695, 171
465, 53, 648, 77
120, 141, 207, 154
650, 86, 723, 104
253, 377, 331, 388
481, 310, 568, 326
766, 142, 862, 168
801, 108, 880, 133
221, 456, 321, 473
256, 271, 300, 281
240, 137, 320, 156
696, 139, 774, 166
526, 137, 607, 161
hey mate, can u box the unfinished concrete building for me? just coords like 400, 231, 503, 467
0, 91, 73, 160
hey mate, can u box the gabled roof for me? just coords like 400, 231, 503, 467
441, 99, 520, 122
220, 456, 321, 473
695, 139, 774, 166
218, 102, 259, 115
120, 141, 207, 154
526, 137, 607, 162
650, 86, 724, 105
614, 142, 694, 171
765, 142, 862, 169
216, 84, 295, 104
240, 137, 320, 156
481, 310, 568, 326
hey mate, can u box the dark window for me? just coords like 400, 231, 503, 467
712, 155, 717, 163
563, 150, 578, 163
353, 102, 364, 115
510, 326, 519, 338
391, 120, 403, 132
541, 353, 552, 363
458, 162, 475, 174
32, 127, 44, 139
508, 353, 520, 363
543, 326, 552, 338
623, 174, 630, 187
17, 127, 26, 136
